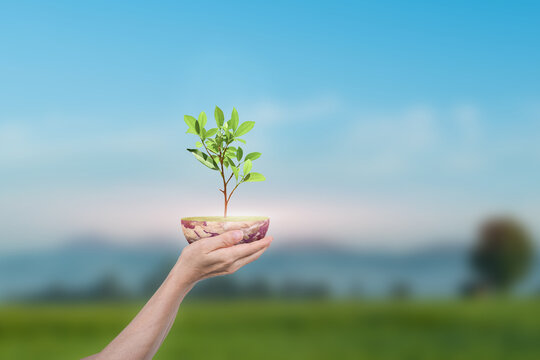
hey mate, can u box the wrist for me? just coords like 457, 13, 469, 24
171, 262, 199, 290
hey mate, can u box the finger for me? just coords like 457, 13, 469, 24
231, 245, 269, 271
202, 230, 244, 252
215, 236, 273, 260
210, 244, 271, 278
204, 238, 272, 278
235, 236, 272, 261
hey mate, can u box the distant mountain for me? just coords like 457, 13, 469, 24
0, 237, 180, 299
238, 243, 471, 296
1, 237, 538, 300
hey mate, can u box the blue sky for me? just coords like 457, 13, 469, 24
1, 1, 540, 250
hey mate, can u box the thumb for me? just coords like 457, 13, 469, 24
204, 230, 244, 251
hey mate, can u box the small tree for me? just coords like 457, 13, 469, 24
471, 217, 533, 292
184, 106, 265, 217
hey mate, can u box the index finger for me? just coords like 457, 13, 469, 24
213, 236, 273, 260
201, 230, 244, 252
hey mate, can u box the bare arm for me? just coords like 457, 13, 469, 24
82, 230, 272, 360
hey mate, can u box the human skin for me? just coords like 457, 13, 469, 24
82, 230, 272, 360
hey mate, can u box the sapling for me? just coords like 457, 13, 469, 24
184, 106, 265, 217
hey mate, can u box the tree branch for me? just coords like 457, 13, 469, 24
225, 172, 234, 186
218, 147, 228, 217
227, 181, 242, 203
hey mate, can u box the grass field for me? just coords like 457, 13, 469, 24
1, 300, 540, 359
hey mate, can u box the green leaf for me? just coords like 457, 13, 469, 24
243, 159, 252, 175
229, 108, 239, 131
231, 165, 239, 181
214, 106, 224, 127
236, 138, 246, 144
184, 115, 198, 135
224, 158, 229, 168
195, 121, 201, 135
198, 112, 207, 129
184, 115, 197, 129
236, 147, 243, 161
225, 147, 237, 158
235, 121, 255, 137
225, 152, 236, 161
206, 128, 218, 138
226, 155, 236, 168
245, 172, 265, 182
245, 152, 261, 161
226, 131, 234, 144
196, 141, 202, 148
206, 139, 219, 153
187, 149, 219, 170
219, 136, 226, 148
201, 128, 207, 139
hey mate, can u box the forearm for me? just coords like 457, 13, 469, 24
81, 231, 272, 360
89, 266, 194, 360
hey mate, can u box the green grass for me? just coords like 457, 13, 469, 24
1, 300, 540, 359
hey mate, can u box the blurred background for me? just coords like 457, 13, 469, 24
1, 1, 540, 359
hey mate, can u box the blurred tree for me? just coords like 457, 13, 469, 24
348, 281, 365, 300
243, 277, 273, 299
279, 280, 331, 299
389, 280, 412, 300
141, 258, 177, 297
471, 217, 533, 292
189, 276, 241, 299
88, 273, 130, 301
459, 279, 491, 298
26, 273, 131, 302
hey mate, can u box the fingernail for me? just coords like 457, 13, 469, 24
232, 230, 243, 240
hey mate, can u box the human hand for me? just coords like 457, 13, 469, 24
84, 231, 271, 360
174, 231, 272, 285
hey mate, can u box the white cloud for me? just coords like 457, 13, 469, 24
0, 120, 180, 167
242, 94, 341, 125
0, 123, 35, 164
346, 104, 490, 177
347, 105, 439, 176
454, 104, 481, 144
